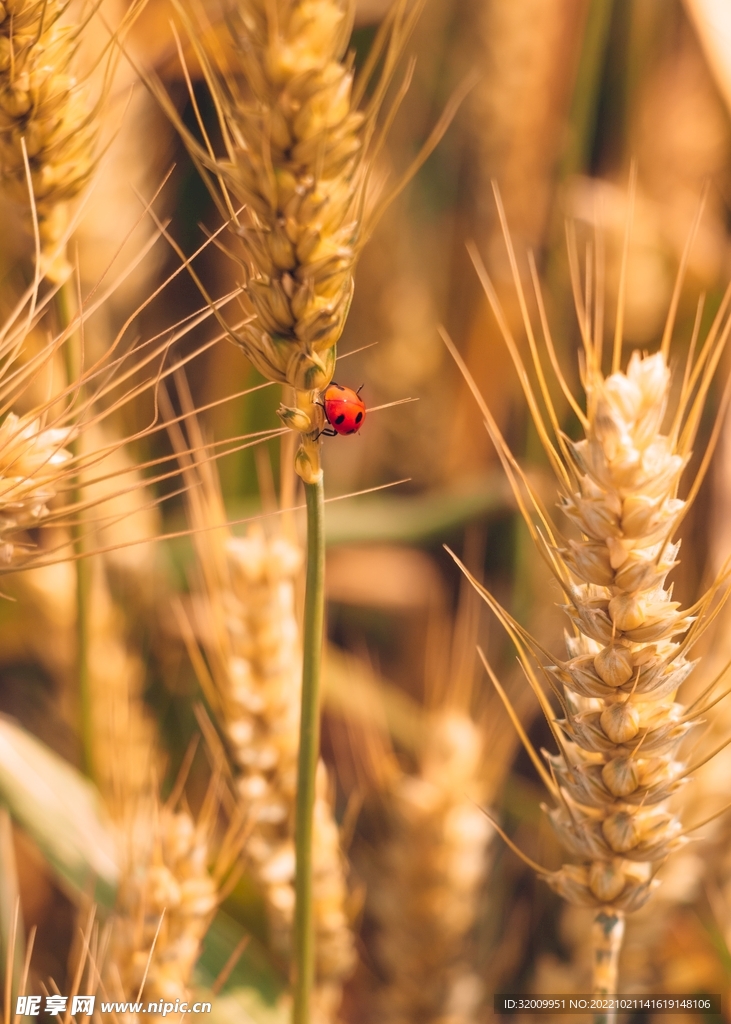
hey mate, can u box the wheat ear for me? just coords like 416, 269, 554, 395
152, 0, 434, 479
0, 0, 118, 281
86, 558, 158, 817
372, 711, 491, 1024
0, 181, 267, 566
108, 793, 226, 1018
369, 564, 521, 1024
444, 191, 731, 1016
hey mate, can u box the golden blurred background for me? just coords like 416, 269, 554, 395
1, 1, 731, 1022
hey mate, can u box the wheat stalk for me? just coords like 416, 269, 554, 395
144, 6, 426, 1019
442, 187, 731, 1017
164, 383, 355, 1023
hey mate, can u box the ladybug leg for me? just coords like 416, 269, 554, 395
356, 384, 364, 395
314, 400, 332, 438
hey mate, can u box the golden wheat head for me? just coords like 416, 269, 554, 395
445, 182, 731, 996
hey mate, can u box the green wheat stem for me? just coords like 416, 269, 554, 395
55, 281, 93, 779
293, 474, 325, 1024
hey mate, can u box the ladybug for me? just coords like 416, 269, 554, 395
320, 383, 366, 436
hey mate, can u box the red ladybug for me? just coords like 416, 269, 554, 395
320, 383, 366, 436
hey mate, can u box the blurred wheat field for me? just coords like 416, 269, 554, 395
0, 1, 731, 1024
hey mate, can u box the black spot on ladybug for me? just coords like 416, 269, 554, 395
335, 413, 345, 425
355, 411, 363, 423
347, 428, 355, 434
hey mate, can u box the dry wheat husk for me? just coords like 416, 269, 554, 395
446, 192, 731, 998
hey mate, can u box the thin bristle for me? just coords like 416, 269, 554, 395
611, 162, 637, 374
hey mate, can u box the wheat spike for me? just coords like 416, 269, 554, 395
0, 0, 110, 280
371, 711, 491, 1024
108, 798, 221, 1016
205, 0, 363, 393
83, 491, 223, 1017
469, 0, 581, 251
0, 411, 74, 563
542, 348, 692, 902
444, 193, 731, 1003
200, 528, 356, 1020
366, 569, 514, 1024
0, 193, 261, 574
150, 0, 433, 481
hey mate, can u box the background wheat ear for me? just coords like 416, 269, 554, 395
440, 187, 731, 1018
368, 710, 490, 1024
0, 0, 133, 283
106, 778, 231, 1016
347, 556, 520, 1024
